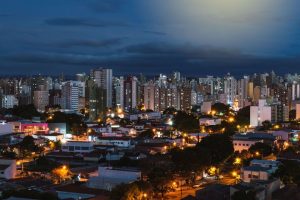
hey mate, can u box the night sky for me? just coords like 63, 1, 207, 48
1, 0, 300, 76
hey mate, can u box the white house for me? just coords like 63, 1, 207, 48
61, 141, 94, 153
233, 138, 263, 152
0, 158, 17, 179
199, 118, 222, 126
96, 137, 134, 149
87, 167, 141, 191
241, 165, 270, 183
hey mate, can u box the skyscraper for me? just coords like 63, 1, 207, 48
90, 68, 113, 108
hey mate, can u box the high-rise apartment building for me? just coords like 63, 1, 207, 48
90, 68, 113, 108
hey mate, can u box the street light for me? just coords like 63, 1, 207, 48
231, 171, 238, 177
143, 193, 147, 198
234, 157, 241, 165
228, 117, 235, 123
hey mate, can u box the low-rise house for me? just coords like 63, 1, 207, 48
106, 151, 125, 161
230, 183, 266, 200
9, 121, 49, 135
33, 133, 64, 142
135, 142, 169, 154
241, 165, 271, 183
87, 166, 141, 191
48, 123, 67, 134
199, 118, 222, 126
233, 138, 263, 152
83, 150, 106, 162
96, 137, 134, 149
231, 179, 281, 200
124, 152, 147, 160
195, 184, 230, 200
0, 158, 16, 179
250, 159, 280, 173
55, 183, 109, 200
61, 141, 94, 153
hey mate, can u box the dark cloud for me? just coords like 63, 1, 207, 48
143, 30, 167, 36
44, 17, 129, 28
59, 38, 125, 48
124, 43, 244, 59
3, 43, 300, 76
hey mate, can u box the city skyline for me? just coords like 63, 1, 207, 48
1, 0, 300, 75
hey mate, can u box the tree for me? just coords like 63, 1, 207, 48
249, 142, 272, 157
110, 182, 152, 200
18, 136, 39, 157
8, 104, 41, 119
163, 107, 177, 115
274, 160, 300, 186
174, 111, 199, 133
236, 106, 250, 126
212, 103, 230, 115
138, 129, 155, 139
46, 111, 86, 133
52, 165, 72, 183
260, 120, 272, 131
148, 167, 173, 198
289, 109, 296, 121
196, 134, 234, 165
171, 147, 210, 173
29, 156, 60, 172
231, 190, 256, 200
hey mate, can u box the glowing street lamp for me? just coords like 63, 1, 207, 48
231, 171, 238, 177
228, 117, 235, 123
234, 157, 241, 165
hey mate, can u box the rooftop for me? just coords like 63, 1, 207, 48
242, 165, 270, 172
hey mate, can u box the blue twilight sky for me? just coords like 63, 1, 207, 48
1, 0, 300, 76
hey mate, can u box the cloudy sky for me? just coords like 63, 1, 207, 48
1, 0, 300, 76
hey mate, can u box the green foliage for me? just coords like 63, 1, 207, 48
174, 111, 199, 133
148, 167, 173, 198
47, 111, 86, 133
289, 109, 296, 121
163, 107, 177, 115
110, 181, 152, 200
231, 190, 256, 200
28, 156, 60, 172
212, 103, 230, 115
171, 147, 210, 173
8, 104, 41, 119
196, 134, 234, 165
236, 106, 250, 126
18, 136, 39, 157
249, 142, 272, 157
2, 189, 58, 200
138, 129, 155, 139
274, 160, 300, 186
259, 120, 272, 131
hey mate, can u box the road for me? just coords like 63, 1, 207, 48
165, 186, 200, 200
